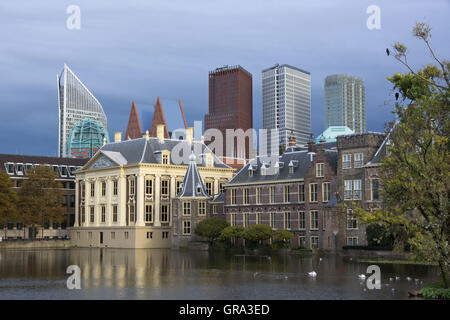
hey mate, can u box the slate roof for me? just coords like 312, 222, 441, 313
210, 192, 225, 203
177, 153, 210, 198
365, 121, 398, 167
226, 147, 338, 186
84, 137, 231, 169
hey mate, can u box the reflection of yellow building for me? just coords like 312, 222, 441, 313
71, 125, 234, 248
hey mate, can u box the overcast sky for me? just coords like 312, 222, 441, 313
0, 0, 449, 156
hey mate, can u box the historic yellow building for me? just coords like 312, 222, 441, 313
71, 125, 235, 248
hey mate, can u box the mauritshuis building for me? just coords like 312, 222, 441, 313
57, 64, 109, 158
324, 74, 366, 133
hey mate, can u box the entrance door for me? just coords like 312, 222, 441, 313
100, 232, 103, 244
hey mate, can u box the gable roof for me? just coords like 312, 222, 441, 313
177, 152, 210, 198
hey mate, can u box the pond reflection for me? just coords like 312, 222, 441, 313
0, 248, 441, 300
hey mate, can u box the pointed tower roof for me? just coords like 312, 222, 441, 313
125, 101, 143, 140
177, 152, 210, 198
149, 97, 170, 139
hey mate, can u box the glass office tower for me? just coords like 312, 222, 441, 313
66, 118, 110, 159
57, 64, 107, 157
324, 74, 366, 133
262, 64, 311, 152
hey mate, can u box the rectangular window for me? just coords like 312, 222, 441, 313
90, 206, 95, 223
101, 206, 106, 223
112, 205, 118, 223
230, 189, 236, 205
161, 180, 169, 197
213, 205, 218, 214
298, 183, 305, 202
354, 153, 363, 168
298, 211, 306, 230
344, 180, 353, 200
219, 182, 226, 193
145, 179, 153, 195
310, 211, 319, 230
129, 179, 135, 196
129, 205, 135, 222
146, 232, 153, 239
283, 185, 290, 203
162, 231, 169, 239
124, 231, 129, 240
90, 183, 95, 197
310, 236, 319, 249
230, 213, 236, 226
347, 237, 358, 246
270, 212, 276, 229
309, 183, 318, 203
81, 206, 85, 223
256, 187, 262, 204
183, 220, 191, 235
243, 213, 249, 227
322, 182, 331, 202
243, 188, 249, 204
101, 182, 106, 197
162, 154, 169, 165
298, 236, 306, 248
347, 209, 358, 229
256, 212, 262, 224
80, 184, 85, 199
145, 204, 153, 222
176, 180, 183, 195
183, 202, 191, 216
284, 212, 291, 229
371, 178, 379, 200
113, 180, 118, 196
343, 154, 352, 169
206, 182, 213, 196
316, 163, 324, 177
198, 201, 206, 215
70, 195, 75, 208
269, 186, 275, 203
161, 204, 169, 222
353, 180, 361, 200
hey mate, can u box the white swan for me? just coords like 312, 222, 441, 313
308, 271, 317, 277
406, 277, 412, 281
358, 274, 366, 280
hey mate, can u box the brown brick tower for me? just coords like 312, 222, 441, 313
204, 65, 253, 161
149, 97, 169, 139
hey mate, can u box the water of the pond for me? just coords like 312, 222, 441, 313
0, 248, 441, 299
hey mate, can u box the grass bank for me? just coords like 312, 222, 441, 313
422, 281, 450, 299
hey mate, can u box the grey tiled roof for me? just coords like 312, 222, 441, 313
210, 192, 225, 203
227, 148, 338, 186
95, 137, 230, 168
177, 153, 210, 198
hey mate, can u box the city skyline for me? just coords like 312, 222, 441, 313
0, 0, 449, 156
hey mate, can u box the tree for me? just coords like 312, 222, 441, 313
195, 217, 229, 245
0, 170, 18, 240
221, 226, 245, 242
273, 230, 294, 248
354, 22, 449, 288
17, 166, 66, 239
242, 224, 273, 246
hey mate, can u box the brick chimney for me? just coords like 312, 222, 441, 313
307, 141, 315, 152
157, 124, 165, 142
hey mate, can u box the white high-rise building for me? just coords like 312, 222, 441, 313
324, 74, 366, 133
57, 64, 107, 158
262, 64, 311, 153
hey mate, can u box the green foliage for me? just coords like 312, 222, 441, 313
242, 224, 273, 244
221, 226, 245, 240
0, 170, 18, 237
272, 230, 294, 248
194, 217, 229, 244
366, 224, 395, 247
17, 166, 66, 238
422, 282, 450, 300
354, 22, 449, 288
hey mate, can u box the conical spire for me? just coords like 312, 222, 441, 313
149, 97, 169, 139
177, 152, 210, 198
125, 101, 143, 140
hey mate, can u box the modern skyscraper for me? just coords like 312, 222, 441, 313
57, 64, 107, 157
204, 65, 253, 160
262, 64, 311, 152
324, 74, 366, 133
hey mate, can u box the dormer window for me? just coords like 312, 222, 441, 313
205, 154, 214, 167
52, 165, 59, 174
248, 168, 253, 177
5, 163, 14, 175
162, 154, 169, 165
289, 165, 294, 174
60, 166, 68, 177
